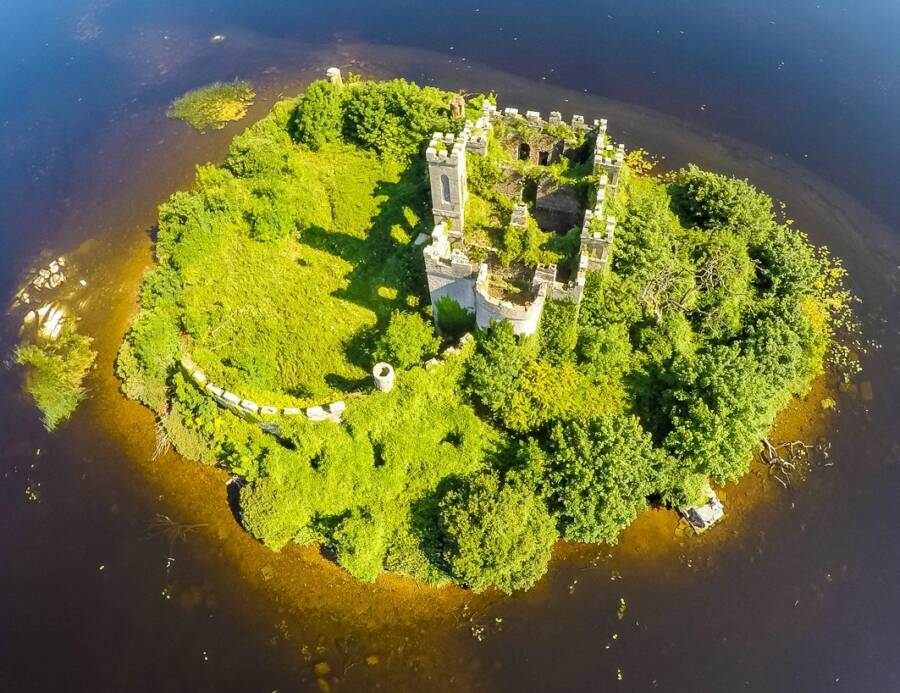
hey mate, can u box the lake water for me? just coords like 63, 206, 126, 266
1, 1, 898, 691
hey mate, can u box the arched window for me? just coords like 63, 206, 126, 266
518, 142, 531, 161
440, 174, 451, 204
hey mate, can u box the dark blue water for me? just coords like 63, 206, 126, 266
1, 1, 898, 691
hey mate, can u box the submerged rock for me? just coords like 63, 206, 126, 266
680, 487, 725, 534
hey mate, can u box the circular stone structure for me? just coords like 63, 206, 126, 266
372, 362, 395, 393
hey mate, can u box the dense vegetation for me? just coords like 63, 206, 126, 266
119, 76, 853, 593
168, 80, 256, 131
16, 325, 96, 430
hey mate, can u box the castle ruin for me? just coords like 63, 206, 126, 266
423, 99, 624, 335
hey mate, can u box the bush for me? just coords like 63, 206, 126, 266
291, 79, 343, 150
16, 327, 96, 430
374, 311, 441, 369
438, 473, 556, 593
434, 295, 475, 339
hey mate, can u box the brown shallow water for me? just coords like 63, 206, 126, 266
2, 34, 899, 693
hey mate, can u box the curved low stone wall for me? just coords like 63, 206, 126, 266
179, 355, 346, 423
179, 333, 474, 427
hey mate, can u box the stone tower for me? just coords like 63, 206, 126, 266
426, 132, 468, 239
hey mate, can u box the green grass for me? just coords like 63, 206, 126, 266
179, 144, 428, 405
239, 347, 499, 582
168, 80, 255, 131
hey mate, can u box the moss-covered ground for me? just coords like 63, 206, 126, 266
168, 80, 256, 131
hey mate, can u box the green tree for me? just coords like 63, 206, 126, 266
342, 79, 450, 159
663, 345, 773, 485
291, 79, 344, 150
466, 321, 529, 417
374, 310, 441, 369
670, 164, 775, 240
333, 509, 387, 582
690, 228, 755, 337
544, 415, 660, 543
438, 473, 556, 593
751, 223, 819, 298
500, 360, 581, 433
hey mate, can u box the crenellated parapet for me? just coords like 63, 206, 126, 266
462, 118, 491, 156
474, 263, 550, 336
594, 141, 625, 192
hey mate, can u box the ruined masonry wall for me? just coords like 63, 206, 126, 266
179, 356, 346, 423
423, 224, 477, 316
474, 264, 547, 336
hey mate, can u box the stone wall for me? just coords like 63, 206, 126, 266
474, 263, 548, 336
422, 223, 477, 317
179, 355, 346, 423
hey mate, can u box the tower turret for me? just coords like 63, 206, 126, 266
426, 132, 469, 239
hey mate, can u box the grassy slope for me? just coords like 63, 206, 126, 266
181, 144, 427, 406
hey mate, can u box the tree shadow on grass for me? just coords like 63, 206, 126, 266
298, 160, 433, 370
324, 372, 370, 393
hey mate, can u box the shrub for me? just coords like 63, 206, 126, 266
291, 79, 343, 150
438, 473, 556, 593
374, 311, 441, 369
434, 295, 475, 339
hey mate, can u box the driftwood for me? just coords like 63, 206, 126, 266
759, 437, 814, 487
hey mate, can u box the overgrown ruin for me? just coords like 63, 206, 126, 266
423, 98, 625, 335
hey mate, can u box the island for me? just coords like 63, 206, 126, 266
117, 69, 854, 593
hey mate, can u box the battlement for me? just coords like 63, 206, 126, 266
474, 263, 549, 336
594, 143, 625, 190
426, 131, 467, 166
581, 210, 616, 243
462, 118, 490, 156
